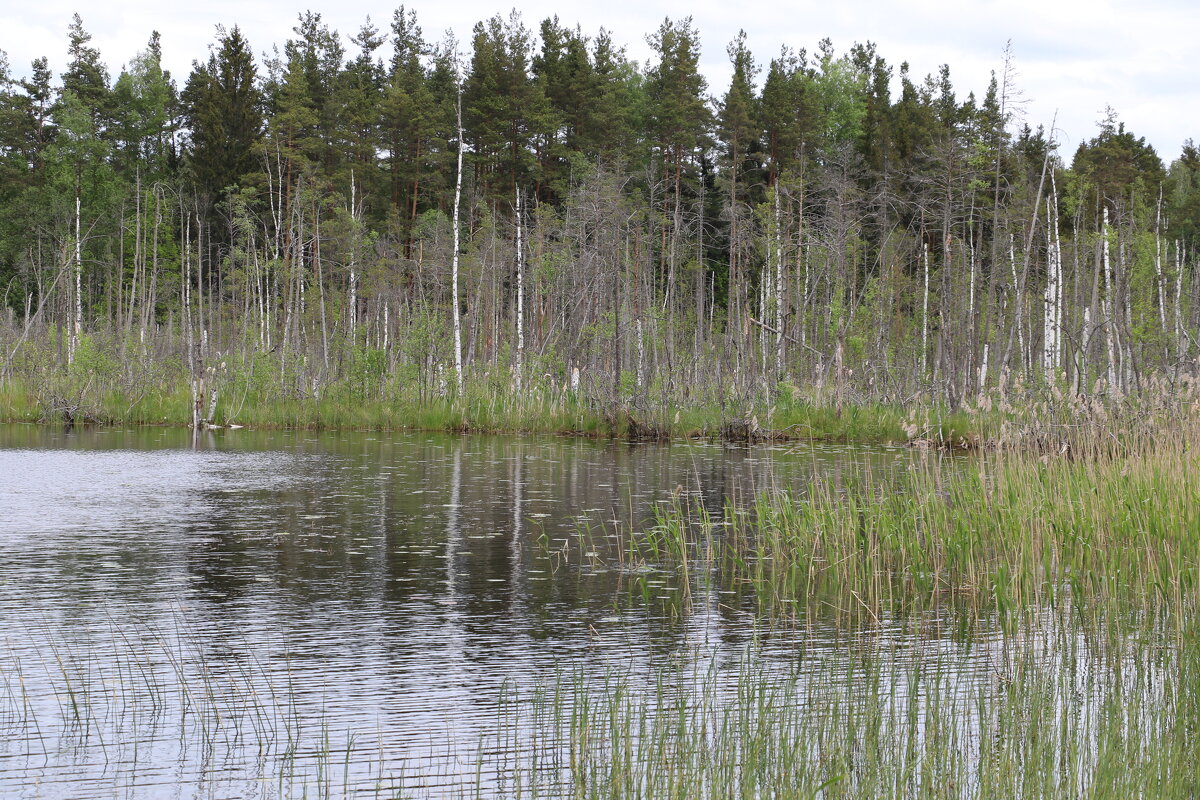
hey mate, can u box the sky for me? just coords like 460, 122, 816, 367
3, 0, 1198, 161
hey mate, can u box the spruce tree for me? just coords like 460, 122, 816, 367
182, 26, 262, 199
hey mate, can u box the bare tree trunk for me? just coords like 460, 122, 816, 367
1175, 240, 1185, 360
315, 204, 329, 372
774, 179, 784, 379
451, 75, 465, 390
514, 186, 524, 391
922, 241, 930, 378
1102, 207, 1118, 393
349, 169, 358, 338
1043, 171, 1062, 381
71, 193, 82, 365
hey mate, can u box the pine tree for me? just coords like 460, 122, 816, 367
464, 12, 550, 201
718, 31, 761, 330
285, 12, 344, 178
532, 17, 597, 198
182, 26, 262, 199
62, 14, 110, 128
383, 7, 439, 236
1072, 109, 1165, 219
587, 29, 639, 160
337, 19, 385, 219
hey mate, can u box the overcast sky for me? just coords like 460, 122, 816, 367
3, 0, 1197, 161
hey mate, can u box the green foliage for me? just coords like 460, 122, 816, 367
1071, 109, 1165, 219
0, 11, 1197, 408
181, 25, 261, 197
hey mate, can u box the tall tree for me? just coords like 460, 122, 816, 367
182, 25, 262, 200
718, 30, 761, 332
464, 11, 549, 201
110, 32, 176, 181
645, 16, 710, 318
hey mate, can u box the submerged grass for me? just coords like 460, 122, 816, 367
500, 619, 1198, 799
630, 431, 1200, 621
5, 331, 1200, 796
4, 603, 1196, 799
2, 447, 1197, 797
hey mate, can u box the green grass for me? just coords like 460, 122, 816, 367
625, 425, 1200, 623
5, 349, 1200, 796
7, 605, 1196, 799
0, 369, 923, 443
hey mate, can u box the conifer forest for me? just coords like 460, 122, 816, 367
2, 10, 1198, 435
8, 10, 1200, 799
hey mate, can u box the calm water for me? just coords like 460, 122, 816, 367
0, 425, 1034, 797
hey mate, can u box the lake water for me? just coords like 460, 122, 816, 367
0, 425, 1145, 798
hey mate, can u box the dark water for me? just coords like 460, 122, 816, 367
0, 424, 996, 798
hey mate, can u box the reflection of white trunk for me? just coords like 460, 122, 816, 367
511, 446, 523, 584
446, 445, 463, 598
451, 77, 465, 390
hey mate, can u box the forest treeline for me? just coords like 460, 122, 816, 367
2, 10, 1199, 428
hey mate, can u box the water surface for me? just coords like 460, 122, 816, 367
0, 425, 1054, 797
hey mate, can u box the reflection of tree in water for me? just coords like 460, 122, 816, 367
122, 430, 923, 659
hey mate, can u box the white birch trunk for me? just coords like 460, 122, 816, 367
451, 77, 465, 391
980, 343, 990, 390
1156, 187, 1167, 335
1103, 207, 1118, 392
1175, 240, 1184, 355
1010, 236, 1024, 376
71, 193, 82, 365
1078, 306, 1091, 394
968, 241, 976, 321
636, 317, 645, 388
922, 241, 930, 377
349, 169, 358, 337
1043, 172, 1062, 380
514, 186, 524, 391
315, 209, 329, 370
759, 270, 768, 377
773, 180, 784, 377
254, 243, 266, 349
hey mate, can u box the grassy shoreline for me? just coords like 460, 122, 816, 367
0, 373, 931, 443
6, 327, 1199, 450
7, 369, 1197, 453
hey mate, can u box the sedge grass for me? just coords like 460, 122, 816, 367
609, 409, 1200, 632
3, 602, 1195, 799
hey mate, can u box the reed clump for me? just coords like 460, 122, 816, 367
7, 607, 1195, 799
630, 411, 1200, 619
